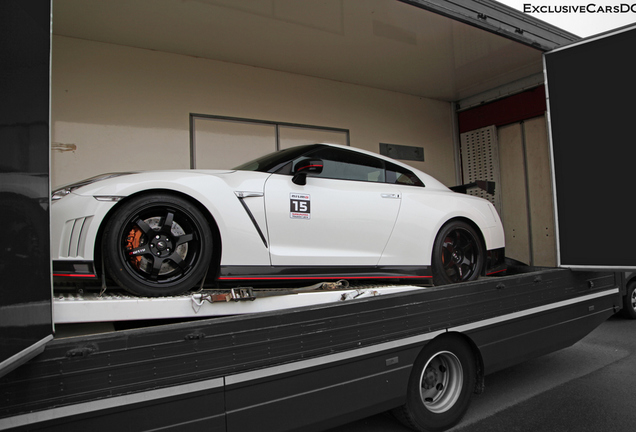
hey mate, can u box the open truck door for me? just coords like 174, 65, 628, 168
544, 24, 636, 270
0, 0, 54, 378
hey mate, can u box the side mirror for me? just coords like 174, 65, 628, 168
292, 159, 323, 185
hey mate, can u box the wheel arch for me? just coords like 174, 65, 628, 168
438, 331, 486, 395
622, 274, 636, 319
93, 189, 222, 281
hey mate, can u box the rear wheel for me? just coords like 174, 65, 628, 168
102, 194, 213, 297
432, 221, 484, 285
622, 280, 636, 319
393, 337, 476, 432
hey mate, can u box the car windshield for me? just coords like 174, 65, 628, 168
233, 145, 322, 173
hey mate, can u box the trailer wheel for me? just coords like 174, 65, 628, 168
622, 280, 636, 319
432, 220, 484, 285
103, 194, 213, 297
393, 337, 476, 432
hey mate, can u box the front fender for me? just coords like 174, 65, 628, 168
51, 171, 273, 269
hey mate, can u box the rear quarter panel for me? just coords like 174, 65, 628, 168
379, 188, 504, 266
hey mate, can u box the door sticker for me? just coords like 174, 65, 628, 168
290, 193, 311, 219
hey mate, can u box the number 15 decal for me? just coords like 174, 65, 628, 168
290, 193, 311, 220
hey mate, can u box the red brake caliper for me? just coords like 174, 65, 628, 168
126, 227, 143, 269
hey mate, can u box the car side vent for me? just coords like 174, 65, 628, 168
61, 216, 94, 258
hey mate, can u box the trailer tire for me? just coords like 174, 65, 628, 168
622, 280, 636, 319
393, 337, 476, 432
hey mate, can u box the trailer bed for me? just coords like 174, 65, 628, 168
0, 267, 622, 432
52, 285, 422, 324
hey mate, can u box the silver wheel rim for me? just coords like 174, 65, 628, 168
418, 351, 463, 413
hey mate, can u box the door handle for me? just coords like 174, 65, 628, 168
381, 193, 401, 199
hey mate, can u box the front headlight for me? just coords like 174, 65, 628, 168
51, 172, 137, 201
51, 187, 72, 201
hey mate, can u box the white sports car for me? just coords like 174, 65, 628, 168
52, 144, 506, 297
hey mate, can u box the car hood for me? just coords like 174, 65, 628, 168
52, 169, 238, 199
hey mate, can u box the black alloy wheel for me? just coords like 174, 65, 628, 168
103, 194, 213, 297
432, 221, 484, 285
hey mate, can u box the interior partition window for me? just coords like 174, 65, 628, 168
190, 114, 349, 169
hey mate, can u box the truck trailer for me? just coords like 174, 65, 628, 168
2, 1, 635, 431
0, 267, 624, 431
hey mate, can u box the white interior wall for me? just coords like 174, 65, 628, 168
51, 36, 456, 188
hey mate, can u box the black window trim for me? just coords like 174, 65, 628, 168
279, 145, 425, 187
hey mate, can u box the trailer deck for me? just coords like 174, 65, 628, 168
1, 267, 622, 432
52, 284, 422, 324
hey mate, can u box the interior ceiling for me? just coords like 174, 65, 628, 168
51, 0, 545, 102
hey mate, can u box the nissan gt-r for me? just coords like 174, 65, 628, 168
51, 144, 506, 296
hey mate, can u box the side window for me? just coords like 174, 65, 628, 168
386, 162, 425, 187
293, 147, 386, 183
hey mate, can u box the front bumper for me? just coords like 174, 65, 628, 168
53, 260, 97, 280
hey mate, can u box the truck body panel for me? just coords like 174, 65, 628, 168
544, 24, 636, 270
1, 268, 621, 431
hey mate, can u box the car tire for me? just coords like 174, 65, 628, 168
432, 220, 484, 285
622, 280, 636, 319
393, 336, 476, 432
102, 193, 213, 297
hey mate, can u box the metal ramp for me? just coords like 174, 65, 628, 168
53, 284, 423, 324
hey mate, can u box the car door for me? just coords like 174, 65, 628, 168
263, 147, 402, 267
